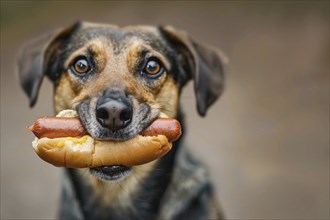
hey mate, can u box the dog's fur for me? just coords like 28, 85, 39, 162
18, 22, 226, 220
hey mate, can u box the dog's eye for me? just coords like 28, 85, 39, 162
143, 58, 164, 77
71, 57, 91, 75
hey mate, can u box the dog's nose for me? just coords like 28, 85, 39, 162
96, 99, 133, 131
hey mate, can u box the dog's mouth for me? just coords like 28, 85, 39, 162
90, 165, 132, 181
77, 98, 158, 182
76, 98, 158, 141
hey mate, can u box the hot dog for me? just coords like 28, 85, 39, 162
29, 110, 182, 168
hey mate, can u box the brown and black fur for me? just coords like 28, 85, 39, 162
18, 22, 226, 219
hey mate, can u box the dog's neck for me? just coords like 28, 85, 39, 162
61, 113, 185, 219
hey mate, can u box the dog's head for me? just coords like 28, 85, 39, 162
18, 22, 226, 183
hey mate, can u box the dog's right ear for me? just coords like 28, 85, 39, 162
17, 22, 81, 107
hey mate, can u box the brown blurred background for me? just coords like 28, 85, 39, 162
1, 1, 329, 219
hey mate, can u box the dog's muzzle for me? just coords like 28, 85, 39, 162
90, 90, 134, 181
75, 88, 158, 181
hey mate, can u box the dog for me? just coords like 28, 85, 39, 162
18, 22, 226, 220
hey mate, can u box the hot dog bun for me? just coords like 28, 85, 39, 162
31, 110, 179, 168
32, 135, 171, 168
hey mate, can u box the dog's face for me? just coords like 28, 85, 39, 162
18, 22, 225, 193
54, 24, 181, 141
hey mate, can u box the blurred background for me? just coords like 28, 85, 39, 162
1, 1, 329, 219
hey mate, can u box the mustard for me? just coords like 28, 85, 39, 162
56, 135, 89, 148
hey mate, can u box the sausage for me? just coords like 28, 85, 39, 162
140, 118, 181, 142
29, 117, 181, 142
28, 117, 88, 139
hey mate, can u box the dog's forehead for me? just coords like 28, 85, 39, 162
69, 24, 163, 52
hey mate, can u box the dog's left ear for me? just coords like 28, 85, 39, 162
17, 22, 81, 107
159, 26, 227, 116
